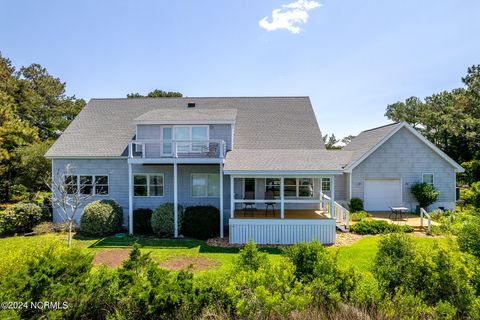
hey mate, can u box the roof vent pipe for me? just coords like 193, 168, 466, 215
187, 102, 195, 108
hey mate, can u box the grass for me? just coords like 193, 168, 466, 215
0, 232, 454, 274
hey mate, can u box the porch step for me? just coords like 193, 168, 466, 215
336, 224, 349, 232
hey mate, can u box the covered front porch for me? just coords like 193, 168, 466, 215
227, 175, 350, 244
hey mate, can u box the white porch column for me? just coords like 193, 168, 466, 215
128, 163, 133, 234
280, 177, 285, 219
230, 176, 235, 219
330, 175, 335, 219
319, 176, 323, 210
219, 164, 224, 238
173, 163, 178, 238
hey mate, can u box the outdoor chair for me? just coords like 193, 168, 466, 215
264, 190, 275, 217
243, 191, 256, 216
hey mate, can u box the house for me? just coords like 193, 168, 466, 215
45, 97, 463, 244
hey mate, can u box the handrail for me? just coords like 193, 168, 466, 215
320, 192, 349, 230
129, 139, 226, 159
420, 208, 431, 234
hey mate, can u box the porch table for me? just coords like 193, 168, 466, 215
389, 206, 409, 220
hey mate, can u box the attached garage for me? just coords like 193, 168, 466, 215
364, 179, 402, 211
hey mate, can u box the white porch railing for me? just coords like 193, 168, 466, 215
321, 193, 350, 230
229, 218, 336, 244
129, 139, 226, 159
420, 208, 431, 234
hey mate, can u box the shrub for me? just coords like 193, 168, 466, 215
348, 198, 364, 212
151, 203, 183, 237
236, 240, 269, 271
0, 242, 94, 319
32, 221, 55, 234
350, 220, 413, 235
183, 205, 219, 240
283, 240, 331, 281
458, 217, 480, 258
464, 181, 480, 208
0, 201, 44, 235
411, 182, 439, 210
372, 234, 417, 292
350, 211, 369, 221
133, 208, 153, 234
80, 200, 123, 236
225, 259, 311, 318
373, 234, 476, 316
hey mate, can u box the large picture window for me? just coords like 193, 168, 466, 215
163, 125, 209, 154
64, 175, 109, 196
191, 173, 220, 197
134, 174, 164, 197
265, 178, 314, 198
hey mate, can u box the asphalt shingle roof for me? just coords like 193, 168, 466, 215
342, 122, 401, 164
46, 97, 324, 157
224, 149, 353, 172
134, 108, 238, 122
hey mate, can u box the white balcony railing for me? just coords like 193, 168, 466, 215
129, 139, 226, 159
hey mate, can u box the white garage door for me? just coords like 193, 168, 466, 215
364, 179, 402, 211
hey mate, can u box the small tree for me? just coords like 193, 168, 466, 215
411, 182, 439, 211
48, 164, 93, 247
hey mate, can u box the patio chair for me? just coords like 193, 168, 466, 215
243, 191, 256, 216
206, 143, 218, 158
265, 190, 275, 217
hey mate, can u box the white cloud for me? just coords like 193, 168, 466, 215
259, 0, 321, 34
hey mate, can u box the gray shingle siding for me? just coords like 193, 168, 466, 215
52, 159, 231, 227
351, 127, 456, 210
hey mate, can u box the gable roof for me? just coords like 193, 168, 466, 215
343, 122, 464, 172
224, 149, 353, 174
134, 108, 237, 124
46, 97, 324, 158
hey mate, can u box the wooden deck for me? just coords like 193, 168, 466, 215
233, 209, 329, 220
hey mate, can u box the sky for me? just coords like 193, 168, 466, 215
1, 0, 479, 138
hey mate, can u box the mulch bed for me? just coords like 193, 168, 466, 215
159, 256, 218, 271
93, 248, 131, 267
207, 231, 364, 248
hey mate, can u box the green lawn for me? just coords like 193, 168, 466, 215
0, 233, 454, 274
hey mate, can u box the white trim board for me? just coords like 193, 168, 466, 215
344, 122, 464, 173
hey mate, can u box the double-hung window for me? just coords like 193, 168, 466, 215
134, 174, 164, 197
321, 178, 331, 194
191, 173, 220, 197
422, 173, 434, 186
64, 175, 109, 196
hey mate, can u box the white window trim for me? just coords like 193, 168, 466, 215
321, 177, 331, 192
161, 125, 210, 154
133, 173, 165, 197
63, 174, 110, 196
264, 178, 315, 198
191, 173, 220, 198
422, 173, 435, 185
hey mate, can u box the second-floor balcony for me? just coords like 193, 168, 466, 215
129, 139, 226, 160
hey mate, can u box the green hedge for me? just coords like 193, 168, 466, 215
80, 200, 123, 236
350, 220, 413, 235
183, 206, 220, 239
0, 202, 45, 235
151, 203, 183, 237
133, 208, 153, 234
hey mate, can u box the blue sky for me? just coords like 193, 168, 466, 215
1, 0, 479, 138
